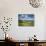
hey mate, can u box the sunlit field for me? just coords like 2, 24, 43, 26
18, 20, 34, 26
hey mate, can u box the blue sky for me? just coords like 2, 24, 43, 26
18, 14, 34, 20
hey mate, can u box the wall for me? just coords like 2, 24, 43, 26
0, 0, 46, 40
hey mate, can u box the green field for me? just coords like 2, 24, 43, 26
18, 20, 34, 26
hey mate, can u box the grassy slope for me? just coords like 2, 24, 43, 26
18, 20, 34, 26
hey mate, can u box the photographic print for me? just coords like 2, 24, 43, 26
18, 14, 34, 26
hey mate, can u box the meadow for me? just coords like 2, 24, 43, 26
18, 20, 34, 26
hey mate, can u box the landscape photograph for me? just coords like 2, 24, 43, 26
18, 14, 34, 26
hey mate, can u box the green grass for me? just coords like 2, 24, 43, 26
18, 20, 34, 26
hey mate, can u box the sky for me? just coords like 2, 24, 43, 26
18, 14, 34, 20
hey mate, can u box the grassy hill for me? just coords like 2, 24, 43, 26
18, 20, 34, 26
